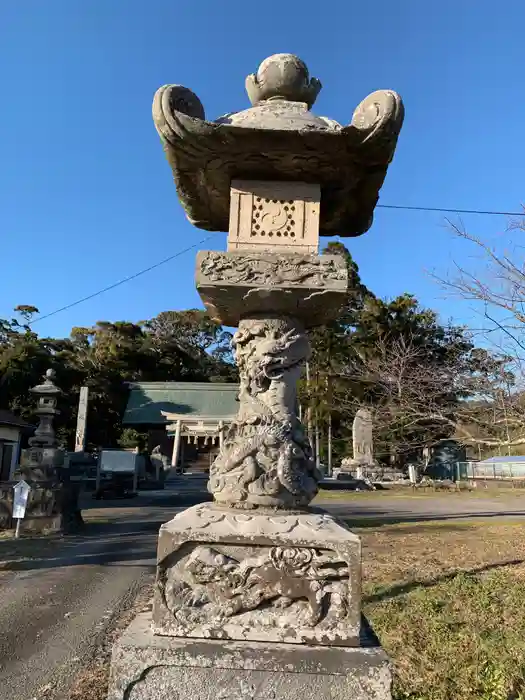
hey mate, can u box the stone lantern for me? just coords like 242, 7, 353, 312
29, 369, 61, 450
107, 54, 404, 700
18, 369, 82, 532
21, 369, 64, 482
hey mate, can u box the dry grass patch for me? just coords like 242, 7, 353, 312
357, 520, 525, 700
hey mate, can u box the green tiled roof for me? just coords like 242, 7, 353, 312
123, 382, 239, 425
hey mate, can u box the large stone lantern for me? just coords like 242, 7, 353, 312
107, 53, 404, 700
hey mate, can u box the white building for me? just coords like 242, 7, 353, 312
0, 410, 31, 481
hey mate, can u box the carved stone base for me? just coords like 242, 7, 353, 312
107, 611, 392, 700
19, 446, 66, 481
152, 503, 361, 646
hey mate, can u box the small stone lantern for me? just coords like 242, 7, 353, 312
18, 369, 82, 531
21, 369, 64, 482
29, 369, 61, 449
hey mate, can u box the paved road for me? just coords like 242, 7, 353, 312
1, 477, 524, 699
0, 484, 208, 700
319, 490, 525, 524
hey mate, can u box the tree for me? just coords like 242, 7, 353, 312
431, 216, 525, 452
438, 218, 525, 360
339, 296, 475, 462
303, 245, 478, 466
0, 306, 237, 451
0, 306, 54, 420
142, 310, 236, 382
118, 428, 148, 450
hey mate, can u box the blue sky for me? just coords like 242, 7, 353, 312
1, 1, 524, 339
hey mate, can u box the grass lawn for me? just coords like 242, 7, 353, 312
354, 518, 525, 700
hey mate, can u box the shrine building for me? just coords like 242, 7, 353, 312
122, 382, 238, 470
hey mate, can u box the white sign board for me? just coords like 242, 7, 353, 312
12, 480, 31, 519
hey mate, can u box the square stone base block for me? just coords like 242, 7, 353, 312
153, 503, 361, 646
107, 612, 392, 700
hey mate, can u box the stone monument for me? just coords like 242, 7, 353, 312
340, 408, 377, 479
352, 408, 375, 468
21, 369, 63, 480
107, 53, 404, 700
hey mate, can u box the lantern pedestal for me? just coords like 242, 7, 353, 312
107, 611, 392, 700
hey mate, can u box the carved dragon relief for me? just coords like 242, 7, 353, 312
208, 315, 320, 509
199, 251, 347, 287
158, 545, 349, 629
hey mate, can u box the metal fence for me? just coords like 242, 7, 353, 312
456, 461, 525, 480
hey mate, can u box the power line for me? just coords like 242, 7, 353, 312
29, 202, 525, 325
377, 204, 523, 216
30, 233, 218, 325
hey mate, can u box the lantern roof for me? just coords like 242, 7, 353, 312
152, 53, 404, 237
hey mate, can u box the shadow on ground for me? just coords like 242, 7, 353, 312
4, 486, 525, 574
0, 490, 212, 573
364, 557, 525, 604
0, 527, 157, 573
80, 489, 212, 512
337, 510, 525, 529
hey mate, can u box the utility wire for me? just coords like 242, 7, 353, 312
30, 233, 218, 325
377, 204, 523, 216
29, 203, 525, 325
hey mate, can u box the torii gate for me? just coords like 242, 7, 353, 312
161, 412, 235, 468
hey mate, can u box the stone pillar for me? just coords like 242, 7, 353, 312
171, 420, 182, 468
132, 446, 139, 493
196, 179, 345, 510
74, 386, 89, 453
108, 52, 404, 700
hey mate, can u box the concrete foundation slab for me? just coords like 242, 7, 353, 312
107, 612, 392, 700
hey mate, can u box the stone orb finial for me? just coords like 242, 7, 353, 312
45, 368, 56, 381
246, 53, 322, 108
